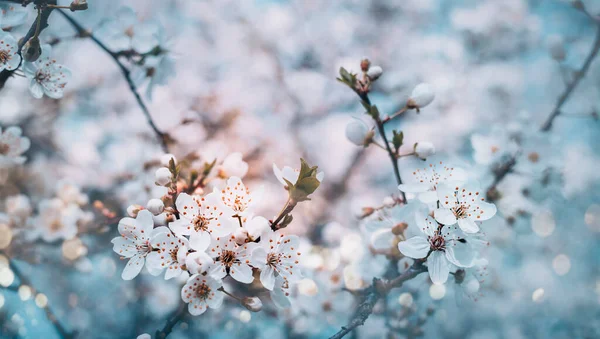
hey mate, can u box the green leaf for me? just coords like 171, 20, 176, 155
287, 158, 322, 202
202, 159, 217, 176
369, 105, 380, 120
360, 100, 371, 112
392, 130, 404, 152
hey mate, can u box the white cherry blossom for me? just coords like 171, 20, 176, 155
217, 152, 249, 178
146, 231, 189, 280
0, 126, 30, 166
23, 45, 71, 99
181, 274, 224, 316
219, 176, 261, 218
207, 235, 256, 284
169, 192, 234, 251
251, 230, 302, 290
434, 181, 497, 233
0, 31, 20, 71
398, 213, 475, 285
111, 210, 167, 280
398, 161, 466, 203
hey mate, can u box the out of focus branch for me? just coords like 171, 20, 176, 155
329, 263, 426, 339
155, 302, 187, 339
485, 154, 518, 201
55, 10, 170, 153
3, 256, 75, 339
540, 18, 600, 131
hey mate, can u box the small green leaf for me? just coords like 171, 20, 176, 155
392, 130, 404, 152
369, 105, 380, 120
280, 214, 294, 228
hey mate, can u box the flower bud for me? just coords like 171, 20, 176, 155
160, 153, 177, 166
360, 58, 371, 72
6, 195, 32, 219
345, 119, 373, 147
414, 142, 435, 159
155, 167, 171, 186
22, 37, 41, 62
407, 83, 435, 111
366, 66, 383, 81
233, 227, 249, 244
547, 35, 566, 62
242, 296, 263, 312
127, 204, 143, 218
146, 199, 164, 215
70, 0, 88, 11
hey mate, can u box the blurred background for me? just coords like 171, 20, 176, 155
0, 0, 599, 338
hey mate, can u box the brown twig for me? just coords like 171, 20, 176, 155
328, 263, 426, 339
155, 302, 187, 339
540, 22, 600, 131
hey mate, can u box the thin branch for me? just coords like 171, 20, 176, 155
485, 154, 518, 201
55, 10, 169, 152
5, 257, 75, 339
359, 92, 406, 202
155, 302, 187, 339
329, 263, 426, 339
540, 24, 600, 131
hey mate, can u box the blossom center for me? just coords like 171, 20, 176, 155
195, 283, 211, 301
429, 234, 445, 251
452, 204, 469, 219
35, 70, 51, 84
0, 50, 11, 64
219, 250, 236, 267
266, 252, 281, 268
169, 248, 178, 262
193, 215, 212, 232
49, 219, 64, 232
136, 240, 152, 254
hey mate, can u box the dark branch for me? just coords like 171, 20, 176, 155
155, 302, 187, 339
55, 10, 169, 152
540, 23, 600, 131
329, 263, 426, 339
5, 256, 76, 339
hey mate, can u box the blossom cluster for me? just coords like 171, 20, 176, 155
111, 154, 322, 315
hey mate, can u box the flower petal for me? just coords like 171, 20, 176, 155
397, 236, 430, 259
427, 251, 449, 285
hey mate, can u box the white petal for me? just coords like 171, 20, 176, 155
427, 251, 449, 285
111, 236, 137, 258
397, 236, 430, 259
434, 208, 457, 225
445, 241, 474, 268
437, 183, 458, 208
418, 191, 439, 203
29, 81, 44, 99
230, 264, 254, 284
470, 202, 497, 221
370, 229, 394, 250
260, 266, 276, 290
189, 230, 211, 251
398, 183, 430, 193
122, 254, 145, 280
175, 193, 198, 218
458, 218, 479, 233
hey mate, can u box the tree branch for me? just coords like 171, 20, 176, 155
55, 10, 169, 152
155, 302, 187, 339
329, 263, 426, 339
540, 23, 600, 131
4, 257, 75, 339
